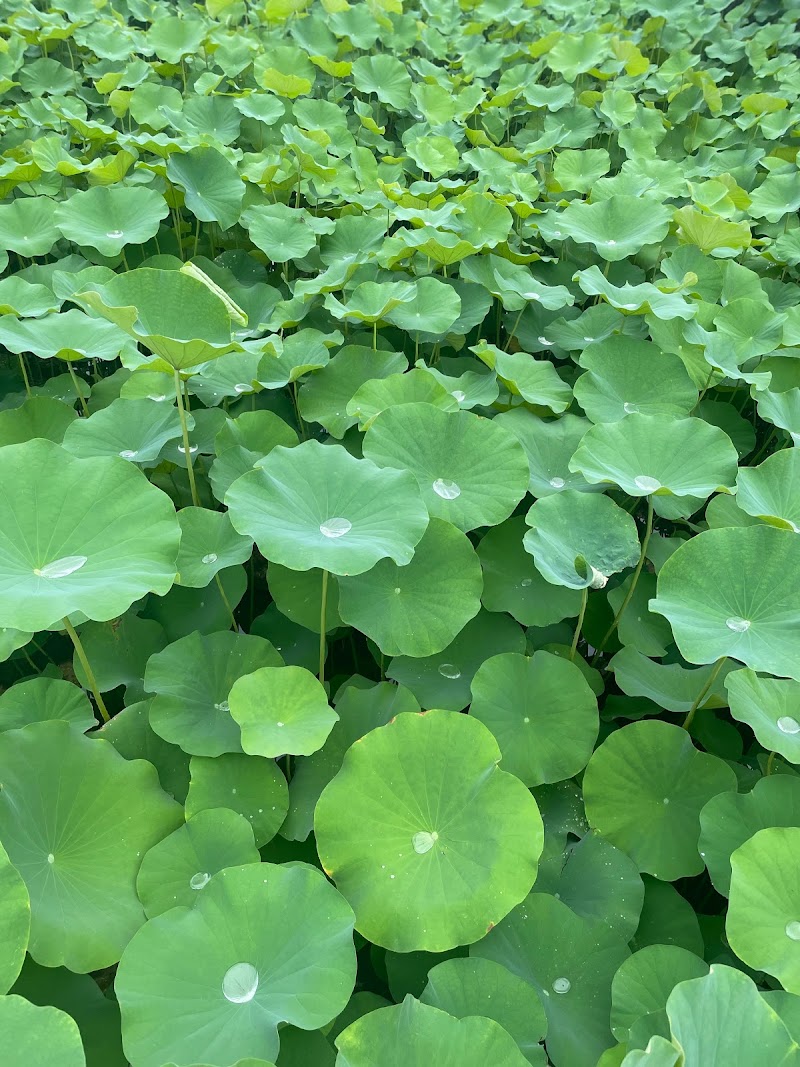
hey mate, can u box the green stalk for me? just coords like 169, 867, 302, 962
63, 616, 109, 723
683, 656, 726, 731
319, 569, 329, 687
67, 361, 89, 417
214, 573, 238, 631
592, 497, 654, 663
570, 587, 588, 662
18, 353, 32, 398
174, 369, 199, 507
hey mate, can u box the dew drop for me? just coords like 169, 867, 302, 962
623, 303, 638, 310
663, 797, 670, 805
787, 921, 800, 941
412, 830, 439, 854
178, 444, 198, 454
320, 517, 351, 538
538, 336, 552, 345
106, 229, 124, 239
452, 390, 466, 402
549, 476, 566, 489
202, 553, 218, 565
523, 716, 530, 723
148, 394, 167, 402
233, 383, 251, 393
623, 402, 639, 414
553, 977, 571, 994
778, 716, 800, 735
214, 700, 230, 713
726, 616, 751, 633
432, 478, 461, 500
276, 721, 284, 727
222, 962, 259, 1003
520, 578, 533, 587
606, 239, 617, 246
47, 853, 55, 865
34, 555, 88, 579
190, 871, 210, 890
394, 587, 401, 594
634, 475, 661, 493
118, 449, 138, 460
438, 663, 461, 679
583, 336, 594, 342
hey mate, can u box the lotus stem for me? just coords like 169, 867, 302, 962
592, 497, 654, 663
214, 573, 237, 631
173, 369, 200, 507
319, 568, 329, 687
570, 587, 588, 662
683, 656, 726, 731
62, 616, 109, 723
767, 751, 777, 776
17, 353, 31, 398
67, 361, 89, 417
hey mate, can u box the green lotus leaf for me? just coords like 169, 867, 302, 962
352, 54, 412, 108
0, 721, 180, 971
315, 709, 543, 952
256, 329, 332, 388
469, 651, 598, 787
736, 449, 800, 531
0, 440, 179, 632
421, 359, 499, 410
383, 277, 462, 335
727, 827, 800, 991
650, 526, 800, 680
175, 507, 253, 588
336, 995, 530, 1067
226, 439, 428, 576
750, 172, 800, 223
541, 196, 671, 261
0, 309, 136, 362
620, 1036, 680, 1066
209, 410, 298, 503
324, 281, 416, 325
421, 957, 547, 1066
606, 572, 673, 658
569, 415, 738, 498
0, 841, 29, 994
756, 387, 800, 446
61, 397, 186, 463
713, 298, 786, 362
0, 196, 60, 256
488, 257, 574, 312
610, 648, 734, 714
298, 344, 407, 439
241, 204, 321, 263
387, 609, 526, 712
282, 680, 419, 842
267, 564, 341, 634
76, 269, 239, 370
573, 339, 697, 424
524, 490, 641, 590
136, 809, 259, 919
632, 877, 704, 958
665, 965, 800, 1067
472, 892, 631, 1067
0, 396, 76, 447
54, 186, 168, 257
347, 368, 459, 430
699, 775, 800, 896
117, 863, 356, 1067
477, 517, 583, 627
407, 135, 460, 178
0, 275, 58, 317
0, 995, 86, 1067
96, 699, 190, 804
474, 344, 572, 414
572, 267, 695, 321
166, 146, 245, 230
69, 615, 166, 703
185, 753, 288, 847
611, 944, 709, 1048
495, 410, 596, 497
337, 519, 482, 657
228, 665, 336, 757
725, 668, 800, 764
147, 14, 207, 62
0, 676, 94, 733
250, 604, 318, 672
363, 404, 528, 533
553, 149, 610, 193
673, 207, 752, 257
583, 720, 737, 880
145, 631, 283, 757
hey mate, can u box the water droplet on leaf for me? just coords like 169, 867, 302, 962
432, 479, 461, 500
320, 517, 351, 538
437, 663, 461, 679
190, 872, 210, 890
222, 962, 259, 1003
412, 830, 438, 854
34, 556, 88, 579
202, 553, 218, 564
726, 616, 751, 633
553, 977, 571, 993
634, 475, 661, 493
778, 716, 800, 735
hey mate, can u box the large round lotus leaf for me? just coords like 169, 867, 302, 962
471, 892, 631, 1067
524, 490, 641, 590
298, 345, 407, 440
736, 448, 800, 531
0, 311, 136, 364
0, 676, 94, 733
534, 831, 643, 940
242, 204, 321, 262
337, 519, 483, 657
0, 841, 28, 994
699, 774, 800, 896
495, 410, 597, 497
0, 396, 76, 447
387, 609, 526, 712
545, 195, 672, 261
176, 508, 253, 588
421, 957, 548, 1066
573, 339, 697, 424
166, 146, 245, 230
0, 995, 86, 1067
335, 995, 530, 1067
569, 415, 738, 499
610, 945, 708, 1044
469, 651, 598, 786
477, 518, 583, 627
229, 665, 337, 757
726, 668, 800, 763
650, 526, 800, 680
283, 680, 419, 842
665, 965, 800, 1067
116, 863, 356, 1067
363, 403, 529, 533
61, 397, 186, 463
76, 269, 238, 370
315, 710, 543, 952
136, 809, 259, 919
209, 410, 298, 503
54, 186, 169, 257
226, 440, 428, 576
610, 648, 734, 714
347, 368, 459, 431
0, 439, 180, 632
145, 631, 284, 757
727, 827, 800, 992
0, 721, 181, 971
186, 753, 288, 847
0, 197, 59, 257
583, 720, 737, 880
